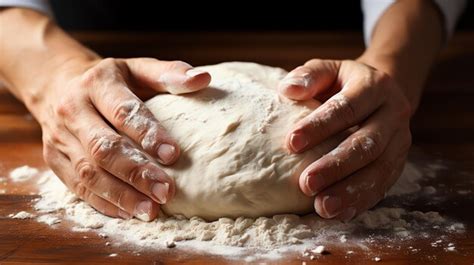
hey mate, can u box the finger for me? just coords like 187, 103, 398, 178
43, 144, 128, 219
60, 103, 175, 204
299, 104, 403, 196
78, 62, 180, 164
63, 134, 160, 221
69, 150, 160, 222
313, 129, 411, 220
125, 58, 211, 95
278, 59, 340, 101
77, 184, 134, 220
286, 66, 393, 153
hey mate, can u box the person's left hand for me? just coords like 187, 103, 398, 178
278, 59, 412, 221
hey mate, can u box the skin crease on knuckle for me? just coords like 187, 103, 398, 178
75, 158, 99, 188
73, 150, 157, 220
350, 132, 382, 161
86, 130, 171, 203
324, 93, 356, 129
111, 99, 163, 152
54, 94, 80, 121
88, 133, 122, 166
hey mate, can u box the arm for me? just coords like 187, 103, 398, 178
279, 0, 457, 220
358, 0, 444, 110
0, 8, 211, 221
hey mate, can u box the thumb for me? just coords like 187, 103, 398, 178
125, 58, 211, 95
278, 59, 340, 101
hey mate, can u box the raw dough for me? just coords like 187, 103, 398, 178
146, 62, 339, 220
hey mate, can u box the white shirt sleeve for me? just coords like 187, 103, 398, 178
0, 0, 52, 16
361, 0, 467, 46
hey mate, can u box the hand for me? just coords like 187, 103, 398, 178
279, 59, 412, 221
34, 58, 211, 221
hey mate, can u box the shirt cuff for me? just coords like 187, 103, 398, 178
361, 0, 467, 46
0, 0, 52, 16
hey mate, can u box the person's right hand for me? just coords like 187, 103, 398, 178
35, 58, 211, 221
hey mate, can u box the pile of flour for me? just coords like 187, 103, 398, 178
9, 165, 39, 182
16, 162, 462, 259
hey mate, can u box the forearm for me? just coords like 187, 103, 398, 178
0, 8, 99, 112
358, 0, 443, 112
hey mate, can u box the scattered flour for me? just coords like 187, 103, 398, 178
9, 211, 35, 219
37, 215, 61, 225
446, 246, 456, 252
2, 152, 467, 261
457, 190, 471, 195
423, 186, 437, 194
312, 245, 326, 254
9, 165, 39, 182
25, 161, 466, 260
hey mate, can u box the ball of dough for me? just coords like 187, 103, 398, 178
146, 62, 339, 220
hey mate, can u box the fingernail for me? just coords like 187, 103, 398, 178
134, 201, 152, 222
306, 173, 325, 195
186, 68, 206, 78
152, 182, 170, 204
323, 195, 342, 218
157, 144, 176, 164
289, 132, 308, 152
281, 73, 311, 88
338, 207, 357, 222
118, 209, 132, 220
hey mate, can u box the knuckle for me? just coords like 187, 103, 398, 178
74, 182, 89, 201
352, 132, 383, 160
75, 159, 98, 187
305, 58, 323, 67
127, 166, 145, 185
89, 134, 121, 165
80, 65, 105, 88
112, 100, 142, 129
141, 124, 172, 154
45, 126, 64, 146
113, 189, 128, 209
167, 60, 191, 70
376, 71, 393, 87
80, 58, 119, 87
327, 94, 356, 126
304, 116, 327, 140
55, 95, 77, 119
100, 57, 117, 66
49, 132, 62, 145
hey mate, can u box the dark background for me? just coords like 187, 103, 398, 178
51, 1, 474, 32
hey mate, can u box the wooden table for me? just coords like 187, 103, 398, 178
1, 31, 473, 264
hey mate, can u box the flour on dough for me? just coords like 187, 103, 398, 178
146, 62, 341, 220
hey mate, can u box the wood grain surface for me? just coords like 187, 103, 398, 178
0, 31, 473, 264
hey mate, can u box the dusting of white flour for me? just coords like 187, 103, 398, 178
9, 165, 39, 182
8, 211, 35, 219
18, 161, 464, 260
